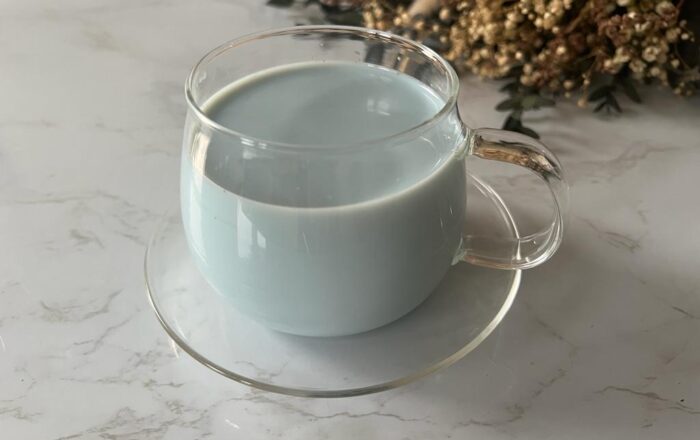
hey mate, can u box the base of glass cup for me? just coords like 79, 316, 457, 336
145, 172, 521, 397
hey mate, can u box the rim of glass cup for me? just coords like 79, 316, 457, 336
145, 174, 522, 398
184, 25, 461, 153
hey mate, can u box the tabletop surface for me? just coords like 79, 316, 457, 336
2, 1, 699, 438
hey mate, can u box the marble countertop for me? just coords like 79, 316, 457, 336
2, 1, 699, 438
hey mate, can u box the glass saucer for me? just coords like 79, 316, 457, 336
145, 173, 521, 397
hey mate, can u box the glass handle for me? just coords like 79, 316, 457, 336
459, 128, 569, 270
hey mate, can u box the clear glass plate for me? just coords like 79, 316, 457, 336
145, 173, 521, 397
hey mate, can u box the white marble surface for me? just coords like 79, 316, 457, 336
1, 1, 699, 438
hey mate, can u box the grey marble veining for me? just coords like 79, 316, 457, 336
1, 0, 699, 438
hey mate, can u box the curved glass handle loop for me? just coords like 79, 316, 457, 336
458, 128, 569, 270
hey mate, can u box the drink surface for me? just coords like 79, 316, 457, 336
205, 61, 443, 147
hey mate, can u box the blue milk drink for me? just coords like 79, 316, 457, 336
181, 61, 467, 336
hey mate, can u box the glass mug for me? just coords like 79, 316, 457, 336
181, 26, 568, 337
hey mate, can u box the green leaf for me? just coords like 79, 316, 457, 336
502, 115, 522, 131
501, 114, 540, 139
619, 77, 642, 103
267, 0, 294, 7
588, 85, 613, 102
588, 73, 614, 93
520, 95, 538, 110
504, 66, 524, 79
499, 82, 520, 94
607, 95, 622, 113
518, 125, 540, 139
575, 57, 596, 72
496, 97, 520, 111
521, 94, 555, 110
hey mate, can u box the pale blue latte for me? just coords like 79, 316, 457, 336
181, 61, 467, 336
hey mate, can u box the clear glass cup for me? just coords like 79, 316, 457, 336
181, 26, 568, 337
